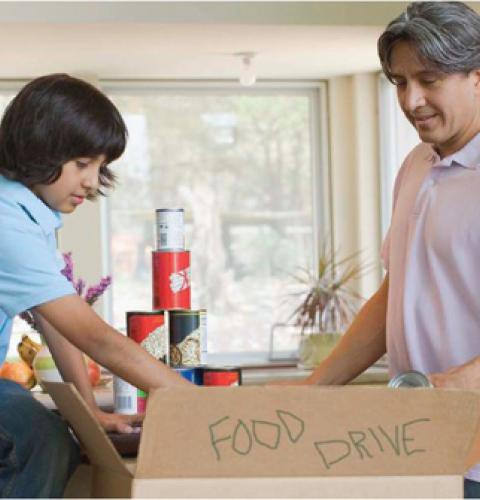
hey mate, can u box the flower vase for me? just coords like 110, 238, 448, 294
298, 332, 342, 369
32, 344, 62, 388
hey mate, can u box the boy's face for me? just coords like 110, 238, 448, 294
32, 155, 107, 213
389, 41, 480, 157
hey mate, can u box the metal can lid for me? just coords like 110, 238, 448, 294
388, 370, 433, 388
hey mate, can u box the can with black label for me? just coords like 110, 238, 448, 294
202, 367, 242, 386
175, 367, 203, 385
156, 208, 185, 251
388, 370, 432, 388
127, 311, 169, 364
168, 310, 204, 367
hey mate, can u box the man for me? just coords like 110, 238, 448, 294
290, 2, 480, 496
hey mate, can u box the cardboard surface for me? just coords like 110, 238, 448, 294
136, 386, 479, 479
48, 382, 480, 498
129, 475, 462, 498
43, 381, 130, 476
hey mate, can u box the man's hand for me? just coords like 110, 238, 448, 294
428, 358, 480, 390
93, 408, 144, 434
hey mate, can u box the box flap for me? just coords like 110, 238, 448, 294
136, 386, 480, 478
44, 381, 132, 477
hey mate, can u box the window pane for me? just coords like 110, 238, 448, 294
106, 89, 318, 353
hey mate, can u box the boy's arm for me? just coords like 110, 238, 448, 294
33, 312, 144, 432
284, 275, 389, 386
34, 294, 191, 392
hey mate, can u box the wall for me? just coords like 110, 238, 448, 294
328, 72, 383, 301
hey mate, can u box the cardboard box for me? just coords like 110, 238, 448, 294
44, 381, 480, 498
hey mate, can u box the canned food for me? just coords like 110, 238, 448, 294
168, 310, 203, 367
127, 311, 169, 364
152, 250, 191, 310
156, 208, 185, 251
175, 367, 203, 385
137, 389, 148, 413
202, 367, 242, 386
199, 309, 208, 364
388, 370, 433, 388
113, 376, 147, 415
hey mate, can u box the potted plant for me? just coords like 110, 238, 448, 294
289, 243, 367, 368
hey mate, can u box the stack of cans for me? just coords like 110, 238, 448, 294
114, 209, 241, 415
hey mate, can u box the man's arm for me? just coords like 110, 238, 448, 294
33, 311, 143, 432
34, 294, 191, 392
305, 274, 389, 385
428, 358, 480, 389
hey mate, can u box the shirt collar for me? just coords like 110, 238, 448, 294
0, 175, 63, 234
427, 132, 480, 170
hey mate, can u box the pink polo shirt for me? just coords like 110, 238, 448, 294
382, 133, 480, 480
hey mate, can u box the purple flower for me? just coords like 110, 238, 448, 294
85, 276, 112, 305
60, 252, 111, 304
61, 252, 74, 283
20, 252, 112, 332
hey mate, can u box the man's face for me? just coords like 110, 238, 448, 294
389, 41, 480, 157
32, 155, 106, 213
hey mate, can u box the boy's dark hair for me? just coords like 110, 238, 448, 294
0, 73, 127, 195
378, 2, 480, 83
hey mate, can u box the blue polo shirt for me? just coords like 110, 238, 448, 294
0, 175, 75, 363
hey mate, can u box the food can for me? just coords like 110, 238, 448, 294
137, 389, 148, 413
175, 367, 203, 385
388, 370, 433, 388
113, 376, 144, 414
199, 309, 208, 364
168, 310, 202, 367
152, 250, 191, 310
202, 367, 242, 386
127, 311, 169, 364
156, 208, 185, 251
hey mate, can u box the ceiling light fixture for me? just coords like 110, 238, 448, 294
235, 52, 257, 87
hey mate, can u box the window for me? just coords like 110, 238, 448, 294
378, 75, 419, 237
104, 84, 326, 354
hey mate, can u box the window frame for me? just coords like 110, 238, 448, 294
101, 80, 330, 358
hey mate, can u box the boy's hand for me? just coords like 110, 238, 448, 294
93, 408, 144, 434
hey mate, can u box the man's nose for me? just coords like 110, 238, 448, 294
402, 82, 427, 111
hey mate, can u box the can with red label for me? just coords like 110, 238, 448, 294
152, 250, 191, 310
156, 208, 185, 251
202, 367, 242, 386
127, 311, 169, 364
168, 309, 202, 367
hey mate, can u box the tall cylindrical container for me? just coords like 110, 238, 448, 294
168, 309, 204, 367
113, 376, 145, 415
152, 250, 191, 310
127, 311, 169, 364
156, 208, 185, 251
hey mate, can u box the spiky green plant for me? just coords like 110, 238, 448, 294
289, 244, 370, 334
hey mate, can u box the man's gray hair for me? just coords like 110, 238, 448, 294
378, 2, 480, 82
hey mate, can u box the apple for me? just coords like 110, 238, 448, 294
86, 358, 101, 386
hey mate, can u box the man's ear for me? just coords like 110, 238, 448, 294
472, 68, 480, 93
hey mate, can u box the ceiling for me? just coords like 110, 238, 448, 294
0, 1, 421, 80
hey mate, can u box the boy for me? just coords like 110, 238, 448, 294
0, 74, 191, 497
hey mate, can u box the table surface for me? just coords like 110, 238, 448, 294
33, 363, 389, 410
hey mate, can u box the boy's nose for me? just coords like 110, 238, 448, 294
81, 170, 99, 193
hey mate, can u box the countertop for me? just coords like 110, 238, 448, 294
34, 363, 389, 410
